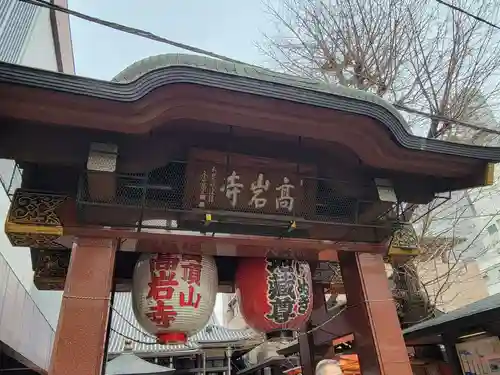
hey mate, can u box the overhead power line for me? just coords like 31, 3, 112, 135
111, 327, 158, 345
393, 104, 500, 137
20, 0, 250, 66
111, 305, 157, 340
436, 0, 500, 31
20, 0, 500, 138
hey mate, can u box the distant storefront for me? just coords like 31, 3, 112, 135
456, 336, 500, 375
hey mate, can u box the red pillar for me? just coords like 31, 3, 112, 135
49, 238, 117, 375
339, 252, 412, 375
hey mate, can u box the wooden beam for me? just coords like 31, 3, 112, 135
5, 189, 388, 258
313, 306, 353, 346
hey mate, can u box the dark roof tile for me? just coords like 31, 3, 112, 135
109, 293, 258, 355
403, 293, 500, 337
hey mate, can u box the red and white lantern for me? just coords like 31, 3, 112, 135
235, 258, 313, 337
132, 253, 218, 344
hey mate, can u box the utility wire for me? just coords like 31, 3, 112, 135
19, 0, 499, 345
111, 326, 264, 349
296, 306, 348, 337
393, 103, 500, 137
436, 0, 500, 31
111, 304, 158, 340
20, 0, 252, 66
110, 303, 264, 348
111, 327, 159, 345
21, 0, 500, 138
21, 0, 500, 334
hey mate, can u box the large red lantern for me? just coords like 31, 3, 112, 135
235, 258, 313, 337
132, 253, 218, 344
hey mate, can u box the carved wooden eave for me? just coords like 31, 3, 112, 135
2, 54, 500, 290
0, 54, 498, 191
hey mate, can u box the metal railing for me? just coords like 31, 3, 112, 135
76, 160, 390, 236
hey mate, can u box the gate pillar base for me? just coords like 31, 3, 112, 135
339, 252, 412, 375
49, 238, 117, 375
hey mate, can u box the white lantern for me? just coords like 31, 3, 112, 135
132, 253, 218, 344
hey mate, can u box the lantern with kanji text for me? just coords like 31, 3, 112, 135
235, 258, 313, 338
132, 253, 218, 344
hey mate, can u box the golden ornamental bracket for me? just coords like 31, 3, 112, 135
5, 189, 69, 249
32, 249, 70, 290
387, 222, 420, 257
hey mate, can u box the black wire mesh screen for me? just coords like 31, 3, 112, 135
77, 152, 385, 235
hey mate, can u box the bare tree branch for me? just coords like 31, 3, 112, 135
260, 0, 500, 324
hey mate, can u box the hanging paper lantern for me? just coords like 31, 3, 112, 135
235, 258, 313, 336
132, 253, 218, 344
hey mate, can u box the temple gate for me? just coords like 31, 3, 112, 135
1, 53, 499, 375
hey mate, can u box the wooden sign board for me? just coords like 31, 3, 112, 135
184, 149, 317, 218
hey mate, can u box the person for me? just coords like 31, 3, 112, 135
315, 359, 343, 375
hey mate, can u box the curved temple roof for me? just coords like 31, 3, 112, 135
403, 292, 500, 340
1, 53, 500, 161
112, 54, 412, 133
108, 293, 258, 355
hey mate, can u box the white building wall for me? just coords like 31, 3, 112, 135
0, 181, 64, 328
478, 211, 500, 295
0, 0, 38, 63
418, 258, 489, 312
421, 90, 500, 300
0, 0, 68, 332
458, 163, 500, 297
19, 6, 58, 71
223, 293, 248, 330
0, 251, 54, 372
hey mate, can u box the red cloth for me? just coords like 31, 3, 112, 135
336, 354, 360, 374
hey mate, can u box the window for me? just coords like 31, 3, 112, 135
441, 249, 449, 263
487, 224, 498, 235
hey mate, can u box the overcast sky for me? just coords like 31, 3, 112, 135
68, 0, 273, 80
66, 0, 277, 323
